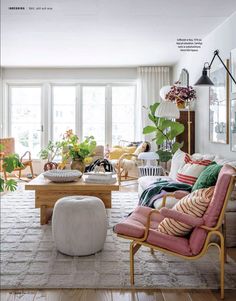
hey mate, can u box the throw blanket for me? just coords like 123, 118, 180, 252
139, 180, 192, 208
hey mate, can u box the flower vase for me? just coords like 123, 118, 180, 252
177, 102, 186, 109
71, 159, 85, 173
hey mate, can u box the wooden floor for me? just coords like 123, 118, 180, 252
1, 182, 236, 300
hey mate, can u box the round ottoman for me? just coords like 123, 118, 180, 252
52, 196, 107, 256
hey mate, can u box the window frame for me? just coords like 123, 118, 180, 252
4, 80, 137, 158
7, 84, 44, 158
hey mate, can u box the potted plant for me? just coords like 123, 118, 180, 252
165, 81, 196, 109
143, 103, 184, 162
61, 130, 96, 172
39, 141, 63, 171
0, 144, 23, 192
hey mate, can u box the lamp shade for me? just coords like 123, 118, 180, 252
156, 101, 180, 119
159, 85, 171, 100
195, 68, 214, 86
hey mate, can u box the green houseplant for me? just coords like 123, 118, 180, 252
143, 102, 184, 162
0, 144, 23, 192
61, 130, 97, 172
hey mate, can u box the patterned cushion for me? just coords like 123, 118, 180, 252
158, 187, 214, 236
176, 154, 212, 185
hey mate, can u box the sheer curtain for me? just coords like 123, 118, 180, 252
136, 66, 170, 144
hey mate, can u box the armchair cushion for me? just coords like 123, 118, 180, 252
160, 207, 204, 227
108, 146, 136, 160
158, 187, 214, 236
114, 206, 163, 238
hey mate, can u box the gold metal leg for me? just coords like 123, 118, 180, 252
150, 247, 154, 254
129, 241, 141, 285
18, 169, 21, 179
130, 242, 135, 285
220, 232, 225, 299
222, 217, 227, 263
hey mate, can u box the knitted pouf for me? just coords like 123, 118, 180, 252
52, 196, 107, 256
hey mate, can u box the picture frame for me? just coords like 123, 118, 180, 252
230, 98, 236, 152
209, 59, 229, 144
230, 48, 236, 96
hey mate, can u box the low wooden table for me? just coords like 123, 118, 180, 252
25, 174, 119, 225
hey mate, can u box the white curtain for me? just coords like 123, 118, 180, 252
136, 66, 170, 145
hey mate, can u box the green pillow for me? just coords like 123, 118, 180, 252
192, 162, 222, 191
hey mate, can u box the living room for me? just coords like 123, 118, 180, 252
1, 0, 236, 300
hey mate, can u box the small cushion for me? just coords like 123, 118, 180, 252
153, 196, 179, 209
192, 162, 222, 191
108, 146, 136, 160
169, 149, 186, 180
176, 154, 212, 185
158, 187, 214, 236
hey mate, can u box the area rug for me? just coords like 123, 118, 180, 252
1, 185, 236, 289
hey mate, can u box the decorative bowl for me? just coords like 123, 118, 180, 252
43, 169, 82, 183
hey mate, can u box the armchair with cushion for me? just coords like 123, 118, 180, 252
107, 141, 151, 184
114, 164, 236, 299
0, 137, 34, 180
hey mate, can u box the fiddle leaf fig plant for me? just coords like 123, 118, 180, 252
143, 102, 184, 162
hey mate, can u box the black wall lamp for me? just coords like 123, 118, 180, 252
195, 50, 236, 86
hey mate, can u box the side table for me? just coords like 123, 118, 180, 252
138, 165, 164, 177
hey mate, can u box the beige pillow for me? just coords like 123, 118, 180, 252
158, 187, 214, 236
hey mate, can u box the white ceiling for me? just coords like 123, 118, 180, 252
1, 0, 236, 67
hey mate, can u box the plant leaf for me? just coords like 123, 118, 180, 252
143, 126, 157, 134
157, 150, 172, 162
5, 179, 18, 191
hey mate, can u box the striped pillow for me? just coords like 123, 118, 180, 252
158, 187, 214, 236
176, 154, 212, 185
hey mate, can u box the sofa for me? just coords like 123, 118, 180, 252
138, 149, 236, 247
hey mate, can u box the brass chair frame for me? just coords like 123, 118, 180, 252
117, 174, 236, 299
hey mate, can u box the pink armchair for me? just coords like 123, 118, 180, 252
114, 164, 236, 299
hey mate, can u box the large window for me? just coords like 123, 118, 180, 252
112, 86, 135, 145
52, 86, 76, 141
82, 86, 106, 145
7, 83, 136, 158
9, 86, 42, 158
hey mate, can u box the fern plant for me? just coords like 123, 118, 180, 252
143, 102, 185, 162
0, 144, 23, 192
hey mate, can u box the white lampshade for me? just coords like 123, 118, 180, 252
159, 85, 171, 100
156, 101, 180, 119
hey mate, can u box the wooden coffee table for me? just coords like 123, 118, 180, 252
25, 174, 119, 225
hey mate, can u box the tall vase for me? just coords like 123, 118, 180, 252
71, 159, 85, 173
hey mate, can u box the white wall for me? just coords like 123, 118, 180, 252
173, 12, 236, 160
2, 67, 137, 81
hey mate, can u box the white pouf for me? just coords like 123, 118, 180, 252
52, 196, 107, 256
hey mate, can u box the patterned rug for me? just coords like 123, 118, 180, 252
1, 185, 236, 289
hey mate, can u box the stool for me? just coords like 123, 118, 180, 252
52, 195, 107, 256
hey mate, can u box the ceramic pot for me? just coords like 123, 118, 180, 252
71, 159, 85, 173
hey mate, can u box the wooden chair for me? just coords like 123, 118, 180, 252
114, 164, 236, 299
111, 141, 151, 185
0, 137, 34, 180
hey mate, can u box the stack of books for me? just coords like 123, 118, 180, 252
84, 172, 117, 184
